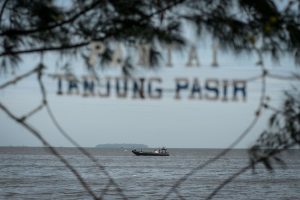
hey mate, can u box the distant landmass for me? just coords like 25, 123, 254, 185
95, 144, 148, 149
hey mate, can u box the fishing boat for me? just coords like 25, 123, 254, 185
132, 147, 169, 156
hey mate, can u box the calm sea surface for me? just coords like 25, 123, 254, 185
0, 147, 299, 200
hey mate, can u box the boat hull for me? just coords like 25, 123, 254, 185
132, 150, 169, 156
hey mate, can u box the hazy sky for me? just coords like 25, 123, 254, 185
0, 33, 299, 148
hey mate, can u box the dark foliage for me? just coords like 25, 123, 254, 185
249, 89, 300, 171
1, 0, 300, 73
0, 1, 300, 199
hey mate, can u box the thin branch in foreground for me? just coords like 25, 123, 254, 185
205, 142, 297, 200
263, 103, 283, 114
14, 64, 46, 122
0, 101, 100, 200
161, 115, 260, 200
146, 0, 186, 20
19, 103, 44, 122
36, 63, 47, 104
0, 41, 89, 57
98, 180, 113, 199
37, 68, 127, 199
45, 104, 128, 200
206, 165, 251, 200
0, 66, 40, 90
162, 69, 267, 200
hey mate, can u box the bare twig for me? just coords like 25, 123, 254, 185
19, 103, 44, 122
98, 180, 113, 199
36, 63, 47, 104
147, 0, 186, 19
0, 66, 40, 90
206, 165, 251, 200
0, 0, 186, 58
38, 67, 127, 199
205, 142, 297, 200
162, 48, 268, 199
45, 103, 128, 200
204, 49, 296, 200
0, 41, 89, 57
161, 114, 261, 200
1, 64, 104, 199
0, 101, 100, 200
263, 103, 283, 114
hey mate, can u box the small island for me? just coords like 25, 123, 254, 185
95, 143, 148, 149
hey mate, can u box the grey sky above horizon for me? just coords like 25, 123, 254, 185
0, 28, 299, 148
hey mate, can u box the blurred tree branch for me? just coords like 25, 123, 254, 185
204, 88, 300, 199
0, 41, 89, 57
1, 0, 300, 70
0, 64, 39, 89
205, 141, 297, 200
0, 64, 100, 199
0, 64, 128, 199
0, 1, 300, 199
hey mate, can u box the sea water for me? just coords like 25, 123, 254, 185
0, 147, 299, 200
